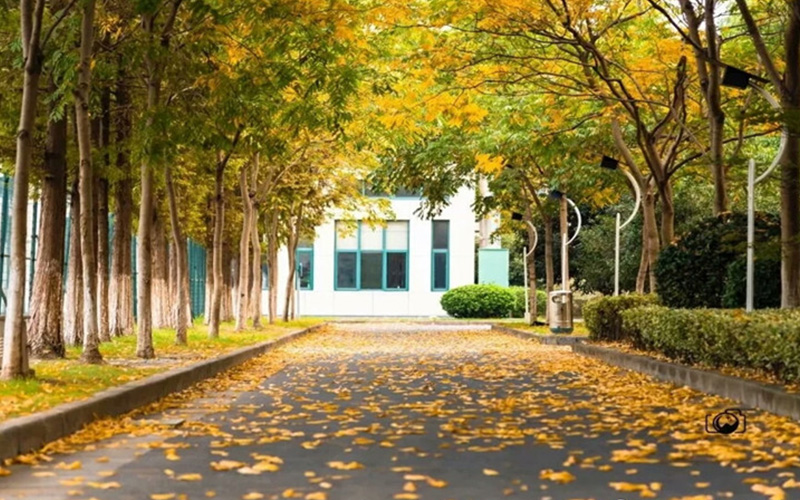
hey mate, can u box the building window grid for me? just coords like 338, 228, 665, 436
432, 220, 449, 291
296, 246, 314, 291
334, 220, 409, 291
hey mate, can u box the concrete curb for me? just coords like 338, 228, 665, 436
573, 343, 800, 421
491, 324, 588, 346
0, 324, 325, 461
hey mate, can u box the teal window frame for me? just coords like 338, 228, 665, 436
296, 245, 314, 291
334, 220, 409, 291
431, 220, 449, 291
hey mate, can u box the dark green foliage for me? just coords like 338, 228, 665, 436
722, 256, 781, 309
622, 306, 800, 383
583, 294, 660, 342
440, 284, 515, 318
509, 287, 547, 318
654, 213, 780, 308
573, 212, 641, 294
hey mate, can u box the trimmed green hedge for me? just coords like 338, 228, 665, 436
583, 294, 660, 342
509, 287, 547, 318
622, 306, 800, 383
440, 284, 515, 318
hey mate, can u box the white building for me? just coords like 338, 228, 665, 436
266, 186, 476, 317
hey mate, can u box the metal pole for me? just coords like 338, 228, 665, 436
561, 196, 569, 291
747, 159, 755, 312
523, 246, 529, 320
614, 212, 621, 296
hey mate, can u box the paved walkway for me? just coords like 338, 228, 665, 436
2, 324, 800, 500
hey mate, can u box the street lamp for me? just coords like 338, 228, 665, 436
600, 156, 642, 296
512, 212, 538, 322
721, 66, 788, 312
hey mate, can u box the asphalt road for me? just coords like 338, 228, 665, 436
2, 324, 800, 500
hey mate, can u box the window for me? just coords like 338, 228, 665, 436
296, 240, 313, 290
262, 264, 269, 290
334, 220, 409, 290
432, 220, 449, 291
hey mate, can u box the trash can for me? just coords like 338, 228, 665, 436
548, 290, 573, 333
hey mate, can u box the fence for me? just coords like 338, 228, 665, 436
0, 174, 207, 318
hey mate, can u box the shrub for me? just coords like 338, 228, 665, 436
583, 294, 660, 343
654, 213, 780, 309
441, 284, 515, 318
621, 306, 800, 383
721, 256, 781, 309
509, 287, 547, 318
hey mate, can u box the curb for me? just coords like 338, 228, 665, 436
0, 324, 324, 461
573, 343, 800, 421
491, 324, 588, 346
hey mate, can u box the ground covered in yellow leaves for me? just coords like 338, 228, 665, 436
2, 324, 800, 500
0, 319, 323, 421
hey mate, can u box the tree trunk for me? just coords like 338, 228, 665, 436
166, 164, 188, 344
204, 230, 212, 325
109, 63, 133, 337
267, 211, 279, 324
283, 217, 300, 322
235, 165, 251, 331
780, 130, 800, 308
2, 0, 45, 380
208, 159, 225, 338
659, 180, 675, 247
63, 185, 83, 347
523, 207, 537, 324
95, 87, 111, 343
642, 184, 660, 293
28, 105, 67, 359
75, 0, 101, 364
636, 225, 649, 294
222, 244, 234, 321
543, 214, 554, 323
151, 209, 171, 328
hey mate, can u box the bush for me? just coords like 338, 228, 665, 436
441, 284, 515, 318
721, 256, 781, 309
583, 294, 660, 343
509, 287, 547, 318
654, 213, 780, 309
621, 306, 800, 382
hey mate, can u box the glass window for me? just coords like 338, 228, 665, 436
360, 224, 383, 250
385, 221, 408, 250
433, 253, 447, 290
360, 253, 383, 289
262, 264, 269, 290
335, 222, 358, 250
433, 221, 449, 250
336, 252, 357, 288
386, 253, 407, 289
297, 250, 313, 290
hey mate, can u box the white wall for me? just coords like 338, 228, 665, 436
266, 186, 475, 317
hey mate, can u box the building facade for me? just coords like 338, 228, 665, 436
266, 186, 475, 317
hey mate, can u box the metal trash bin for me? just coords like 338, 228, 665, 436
549, 290, 573, 333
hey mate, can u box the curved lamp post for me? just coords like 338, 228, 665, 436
722, 66, 788, 312
600, 156, 642, 296
546, 190, 582, 292
512, 212, 538, 322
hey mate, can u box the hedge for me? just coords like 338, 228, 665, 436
722, 255, 781, 309
509, 287, 547, 318
440, 284, 515, 318
622, 306, 800, 383
583, 294, 660, 343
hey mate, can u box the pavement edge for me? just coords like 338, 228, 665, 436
0, 323, 326, 461
490, 324, 588, 346
573, 343, 800, 422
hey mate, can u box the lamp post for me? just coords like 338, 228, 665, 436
512, 211, 538, 322
721, 66, 788, 312
600, 156, 642, 296
547, 190, 582, 291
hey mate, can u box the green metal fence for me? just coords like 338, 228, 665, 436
0, 174, 207, 319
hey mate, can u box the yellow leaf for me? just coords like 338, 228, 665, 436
539, 469, 576, 484
165, 449, 180, 461
56, 461, 82, 470
177, 473, 203, 481
403, 482, 417, 492
327, 461, 363, 470
305, 493, 327, 500
242, 494, 264, 500
426, 478, 448, 488
87, 481, 121, 489
393, 495, 418, 500
151, 495, 176, 500
483, 469, 499, 476
0, 467, 10, 476
205, 492, 216, 498
751, 484, 786, 500
211, 460, 246, 471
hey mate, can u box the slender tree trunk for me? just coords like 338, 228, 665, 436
75, 0, 101, 364
63, 184, 83, 346
151, 209, 170, 328
267, 212, 279, 324
208, 160, 225, 338
543, 214, 554, 322
235, 166, 251, 331
636, 225, 648, 294
28, 105, 67, 359
166, 164, 188, 344
250, 199, 262, 328
204, 228, 212, 325
659, 181, 675, 247
523, 206, 537, 324
2, 0, 45, 380
95, 87, 111, 342
283, 217, 300, 322
222, 244, 234, 321
109, 63, 133, 337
